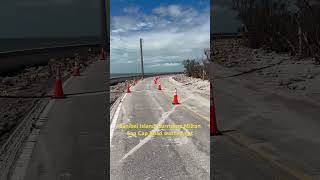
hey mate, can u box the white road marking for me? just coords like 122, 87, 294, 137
9, 74, 80, 180
40, 99, 56, 118
68, 91, 105, 97
63, 76, 73, 88
110, 93, 127, 147
119, 78, 193, 162
120, 106, 178, 162
121, 103, 128, 120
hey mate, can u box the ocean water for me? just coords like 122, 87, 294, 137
0, 37, 100, 52
111, 73, 157, 78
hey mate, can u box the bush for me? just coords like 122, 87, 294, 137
232, 0, 320, 62
182, 59, 209, 79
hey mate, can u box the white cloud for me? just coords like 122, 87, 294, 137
111, 4, 209, 73
168, 5, 182, 16
164, 62, 181, 66
153, 5, 199, 18
112, 28, 125, 33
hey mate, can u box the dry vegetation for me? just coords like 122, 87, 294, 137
232, 0, 320, 62
182, 48, 210, 80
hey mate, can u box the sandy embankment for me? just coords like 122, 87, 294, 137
110, 79, 136, 105
172, 74, 210, 95
213, 39, 320, 102
0, 52, 98, 144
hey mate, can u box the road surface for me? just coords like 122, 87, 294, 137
212, 63, 320, 179
110, 76, 210, 180
18, 60, 108, 180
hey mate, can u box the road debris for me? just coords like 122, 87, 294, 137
0, 52, 99, 145
214, 39, 320, 101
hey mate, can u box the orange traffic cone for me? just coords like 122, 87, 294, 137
210, 83, 221, 135
126, 83, 131, 93
100, 48, 106, 60
158, 83, 161, 90
72, 61, 80, 76
53, 67, 64, 98
172, 88, 179, 105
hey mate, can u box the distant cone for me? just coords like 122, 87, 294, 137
72, 61, 80, 76
158, 83, 161, 90
172, 88, 179, 105
126, 83, 131, 93
210, 83, 221, 135
53, 67, 64, 98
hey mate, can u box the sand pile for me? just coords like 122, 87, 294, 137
213, 39, 320, 101
173, 74, 210, 95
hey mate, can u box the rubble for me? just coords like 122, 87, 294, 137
213, 39, 320, 102
173, 74, 210, 95
110, 79, 136, 105
0, 52, 99, 144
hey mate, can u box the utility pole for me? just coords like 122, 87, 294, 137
140, 38, 144, 79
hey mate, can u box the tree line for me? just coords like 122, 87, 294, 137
232, 0, 320, 62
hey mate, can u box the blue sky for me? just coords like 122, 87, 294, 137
110, 0, 210, 74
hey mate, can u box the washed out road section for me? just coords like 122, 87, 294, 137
212, 62, 320, 179
21, 60, 107, 180
110, 76, 210, 180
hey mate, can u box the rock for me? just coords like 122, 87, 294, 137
29, 74, 38, 82
2, 77, 18, 86
37, 72, 50, 79
63, 71, 69, 77
36, 66, 44, 72
25, 67, 36, 72
287, 84, 297, 90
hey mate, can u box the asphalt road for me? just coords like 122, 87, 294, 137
211, 63, 320, 179
110, 76, 210, 180
22, 60, 108, 180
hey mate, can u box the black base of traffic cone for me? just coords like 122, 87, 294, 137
210, 130, 222, 136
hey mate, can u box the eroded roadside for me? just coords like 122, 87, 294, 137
213, 39, 320, 103
211, 38, 320, 179
110, 80, 135, 105
0, 52, 99, 146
